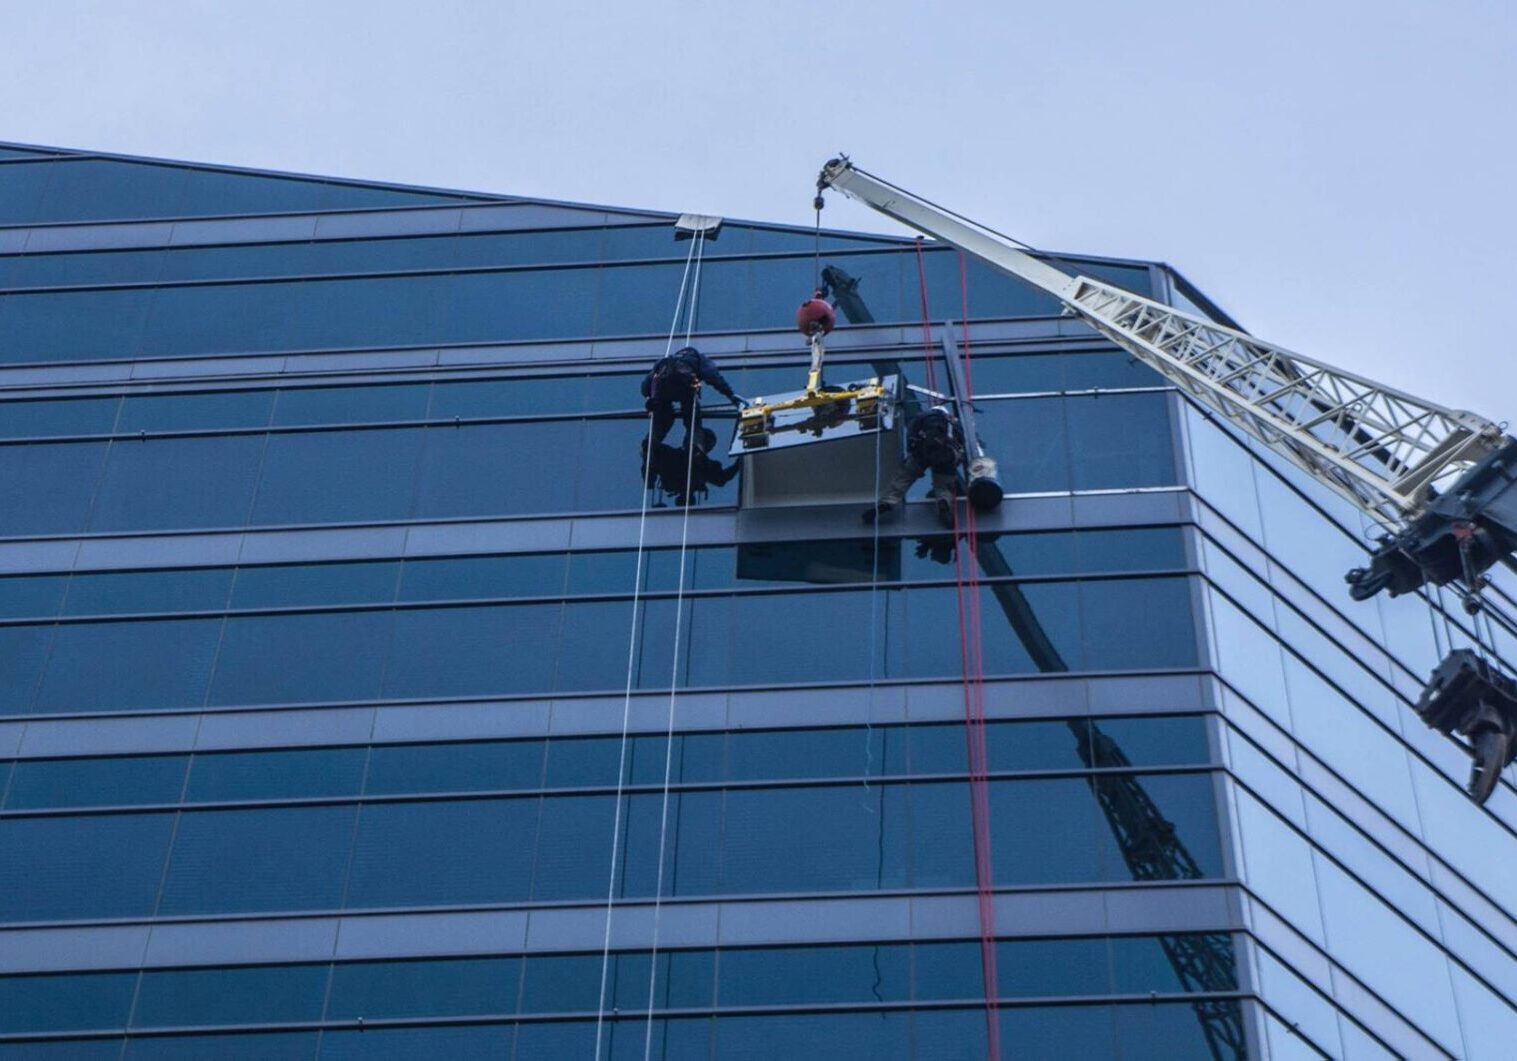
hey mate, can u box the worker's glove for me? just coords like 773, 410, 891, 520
644, 398, 657, 413
730, 393, 749, 408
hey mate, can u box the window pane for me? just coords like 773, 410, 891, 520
0, 971, 136, 1033
0, 813, 173, 920
7, 754, 188, 809
158, 805, 357, 914
327, 958, 521, 1020
251, 428, 422, 525
208, 611, 391, 706
186, 747, 368, 802
0, 441, 107, 534
346, 798, 538, 908
133, 964, 327, 1028
62, 567, 234, 616
117, 390, 274, 433
34, 617, 220, 712
91, 434, 265, 532
229, 560, 400, 609
0, 396, 120, 438
365, 740, 545, 795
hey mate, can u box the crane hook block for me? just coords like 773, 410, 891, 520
1415, 648, 1517, 804
796, 295, 835, 337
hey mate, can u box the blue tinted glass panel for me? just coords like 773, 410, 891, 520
123, 1032, 318, 1059
154, 243, 312, 283
0, 573, 67, 618
365, 740, 545, 794
140, 283, 296, 356
116, 390, 274, 433
398, 554, 567, 601
34, 617, 220, 712
187, 747, 367, 802
327, 957, 521, 1019
0, 812, 172, 920
1080, 577, 1197, 670
0, 396, 119, 438
0, 159, 470, 224
0, 971, 136, 1032
1094, 715, 1210, 766
413, 420, 582, 519
270, 384, 430, 426
133, 964, 327, 1028
1066, 392, 1176, 489
158, 804, 356, 914
346, 798, 538, 908
381, 603, 559, 699
230, 560, 399, 609
318, 1026, 507, 1059
90, 434, 264, 532
208, 610, 391, 706
63, 567, 233, 616
713, 1009, 917, 1059
718, 944, 912, 1006
0, 286, 150, 363
0, 247, 167, 288
0, 440, 107, 534
978, 398, 1069, 493
7, 754, 187, 809
0, 625, 50, 711
250, 428, 422, 525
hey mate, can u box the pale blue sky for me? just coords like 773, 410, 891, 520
1, 0, 1512, 414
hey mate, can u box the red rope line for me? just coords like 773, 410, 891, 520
920, 241, 1000, 1059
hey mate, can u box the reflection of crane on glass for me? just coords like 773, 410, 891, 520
819, 278, 1247, 1059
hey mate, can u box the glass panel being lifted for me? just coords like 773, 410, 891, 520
730, 295, 907, 508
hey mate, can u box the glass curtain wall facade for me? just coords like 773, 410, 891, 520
0, 141, 1509, 1058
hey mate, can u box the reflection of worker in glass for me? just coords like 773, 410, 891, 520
641, 345, 746, 446
864, 404, 964, 529
641, 427, 739, 508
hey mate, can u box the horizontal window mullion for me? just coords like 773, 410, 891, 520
0, 567, 1200, 626
0, 765, 1218, 819
0, 991, 1252, 1044
0, 245, 933, 296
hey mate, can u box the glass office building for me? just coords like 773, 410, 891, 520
0, 142, 1512, 1058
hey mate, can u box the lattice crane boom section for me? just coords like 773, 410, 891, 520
1067, 278, 1501, 521
819, 159, 1503, 526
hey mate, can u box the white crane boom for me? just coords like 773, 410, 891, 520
818, 157, 1517, 803
819, 159, 1502, 526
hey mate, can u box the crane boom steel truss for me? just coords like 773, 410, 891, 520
820, 159, 1502, 526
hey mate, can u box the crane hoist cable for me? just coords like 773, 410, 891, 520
592, 228, 705, 1061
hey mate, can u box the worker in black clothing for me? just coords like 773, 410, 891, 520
641, 427, 740, 507
641, 345, 746, 445
864, 404, 964, 529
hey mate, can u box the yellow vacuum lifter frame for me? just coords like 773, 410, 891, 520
735, 334, 887, 449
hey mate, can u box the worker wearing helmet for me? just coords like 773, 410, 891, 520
641, 345, 747, 446
864, 404, 964, 528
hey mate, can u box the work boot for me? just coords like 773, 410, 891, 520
936, 497, 955, 529
863, 502, 895, 525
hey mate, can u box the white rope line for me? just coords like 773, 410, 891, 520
592, 232, 701, 1061
863, 406, 883, 800
642, 229, 707, 1060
